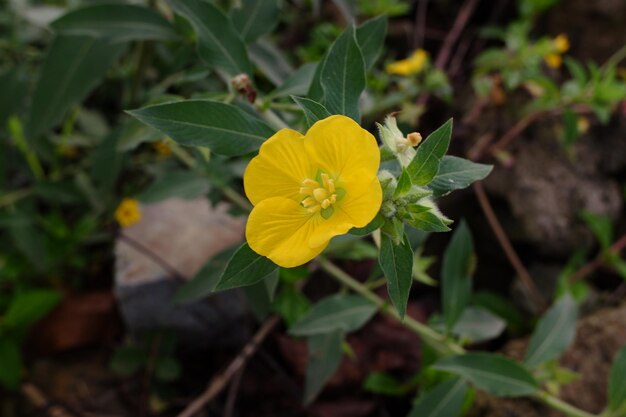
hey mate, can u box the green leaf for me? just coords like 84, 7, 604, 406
0, 69, 28, 129
364, 372, 407, 396
434, 353, 539, 397
349, 213, 384, 236
580, 210, 613, 251
127, 100, 274, 156
379, 233, 414, 318
174, 246, 238, 304
27, 35, 125, 139
290, 294, 377, 336
168, 0, 251, 76
394, 169, 413, 198
408, 210, 451, 232
524, 294, 578, 368
320, 25, 366, 121
428, 156, 493, 197
472, 291, 525, 334
249, 39, 293, 86
608, 345, 626, 413
110, 345, 145, 376
304, 330, 343, 404
155, 356, 182, 382
269, 63, 318, 99
51, 4, 178, 42
407, 119, 453, 186
291, 96, 331, 128
0, 338, 22, 389
441, 221, 474, 331
4, 289, 61, 330
562, 108, 579, 148
214, 243, 278, 291
138, 171, 210, 203
230, 0, 280, 43
272, 286, 310, 327
450, 307, 506, 343
408, 378, 467, 417
355, 15, 388, 70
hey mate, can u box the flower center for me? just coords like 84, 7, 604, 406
300, 173, 337, 214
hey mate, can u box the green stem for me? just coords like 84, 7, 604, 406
222, 186, 253, 211
8, 116, 45, 181
0, 188, 32, 208
537, 391, 598, 417
318, 256, 463, 356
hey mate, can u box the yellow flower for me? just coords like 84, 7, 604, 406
152, 139, 172, 156
386, 49, 428, 76
244, 115, 382, 267
115, 198, 142, 228
554, 33, 570, 54
544, 53, 563, 69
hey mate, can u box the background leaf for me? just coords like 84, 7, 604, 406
291, 96, 331, 128
304, 330, 343, 404
441, 221, 474, 331
51, 4, 178, 42
138, 171, 210, 203
379, 233, 413, 318
230, 0, 280, 43
407, 119, 453, 186
128, 100, 274, 156
290, 294, 377, 336
168, 0, 251, 76
320, 25, 366, 121
434, 353, 539, 397
214, 243, 278, 291
408, 378, 467, 417
355, 15, 388, 70
269, 63, 318, 99
4, 289, 61, 330
27, 35, 125, 139
524, 294, 577, 368
608, 345, 626, 413
428, 156, 493, 197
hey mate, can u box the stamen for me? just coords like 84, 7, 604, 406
300, 175, 339, 215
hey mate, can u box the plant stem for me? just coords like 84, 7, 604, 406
318, 256, 463, 356
537, 391, 598, 417
0, 188, 32, 208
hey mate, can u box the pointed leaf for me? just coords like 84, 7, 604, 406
434, 353, 539, 397
27, 35, 125, 139
51, 4, 178, 42
269, 63, 318, 99
127, 100, 274, 156
304, 330, 343, 404
290, 294, 377, 336
428, 156, 493, 197
168, 0, 251, 76
442, 221, 474, 331
379, 233, 413, 318
608, 345, 626, 413
230, 0, 280, 43
320, 25, 365, 121
408, 378, 467, 417
291, 96, 331, 128
355, 15, 388, 70
214, 243, 278, 291
524, 294, 578, 368
407, 119, 453, 186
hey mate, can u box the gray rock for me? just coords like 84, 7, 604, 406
114, 198, 250, 349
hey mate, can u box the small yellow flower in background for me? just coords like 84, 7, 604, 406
152, 139, 172, 156
577, 116, 590, 134
386, 49, 428, 76
244, 115, 382, 267
544, 52, 563, 69
115, 198, 142, 228
554, 33, 570, 54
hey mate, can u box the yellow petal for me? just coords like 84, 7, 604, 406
308, 173, 382, 247
304, 115, 380, 180
246, 197, 327, 267
244, 128, 312, 206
